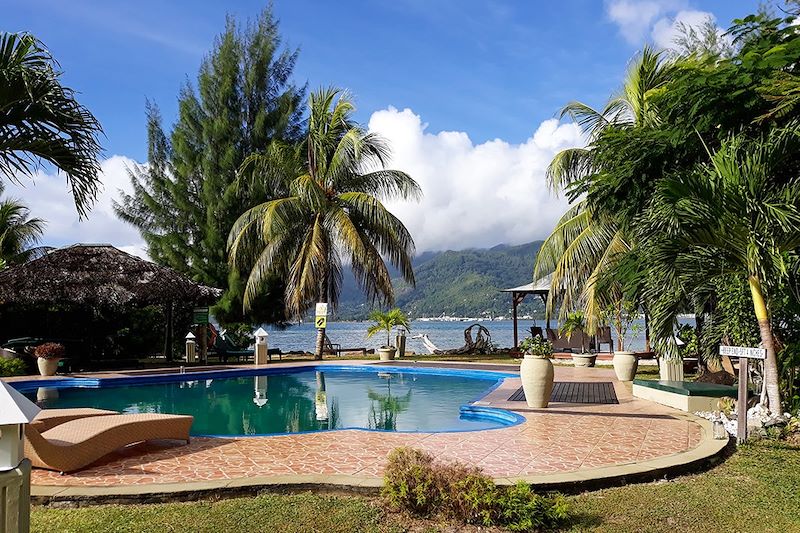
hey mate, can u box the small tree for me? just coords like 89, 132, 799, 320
367, 308, 411, 348
602, 300, 640, 353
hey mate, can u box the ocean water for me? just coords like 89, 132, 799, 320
259, 318, 678, 354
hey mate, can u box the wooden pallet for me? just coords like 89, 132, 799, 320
508, 381, 618, 404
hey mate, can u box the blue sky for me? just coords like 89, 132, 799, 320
4, 0, 763, 254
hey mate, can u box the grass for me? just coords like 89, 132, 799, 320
564, 440, 800, 532
31, 441, 800, 533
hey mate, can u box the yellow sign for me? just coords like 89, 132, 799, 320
315, 316, 327, 329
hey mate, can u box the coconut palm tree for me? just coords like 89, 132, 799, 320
0, 187, 46, 268
229, 88, 420, 359
0, 33, 103, 217
535, 46, 676, 330
642, 126, 800, 410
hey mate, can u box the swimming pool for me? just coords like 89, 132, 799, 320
16, 366, 522, 436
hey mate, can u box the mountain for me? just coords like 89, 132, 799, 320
333, 241, 545, 320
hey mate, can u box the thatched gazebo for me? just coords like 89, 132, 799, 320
0, 244, 221, 363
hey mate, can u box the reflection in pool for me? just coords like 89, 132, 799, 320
24, 368, 518, 436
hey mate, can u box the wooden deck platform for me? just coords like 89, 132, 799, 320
508, 381, 619, 404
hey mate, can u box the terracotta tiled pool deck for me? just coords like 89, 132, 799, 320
15, 362, 726, 499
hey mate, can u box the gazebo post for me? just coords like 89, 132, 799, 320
512, 292, 526, 349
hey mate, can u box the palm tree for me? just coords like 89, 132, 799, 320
0, 33, 103, 217
0, 187, 46, 268
229, 88, 421, 359
642, 127, 800, 410
535, 46, 676, 331
367, 308, 411, 347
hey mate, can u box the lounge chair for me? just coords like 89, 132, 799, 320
24, 413, 193, 473
212, 334, 254, 363
546, 327, 590, 352
595, 326, 614, 353
322, 334, 367, 357
31, 408, 118, 432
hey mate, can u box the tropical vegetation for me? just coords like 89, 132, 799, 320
228, 87, 420, 358
0, 184, 46, 269
537, 4, 800, 412
116, 7, 305, 326
367, 308, 411, 347
0, 32, 103, 216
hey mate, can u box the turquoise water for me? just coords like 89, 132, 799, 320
24, 369, 510, 435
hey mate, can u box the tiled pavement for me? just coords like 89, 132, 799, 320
28, 365, 705, 487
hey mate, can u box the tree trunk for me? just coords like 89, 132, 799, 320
314, 326, 325, 360
643, 309, 651, 352
749, 276, 782, 411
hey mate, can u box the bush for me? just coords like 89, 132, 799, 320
382, 447, 442, 515
383, 447, 569, 531
497, 482, 570, 532
0, 357, 27, 377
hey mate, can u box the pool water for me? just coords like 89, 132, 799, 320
23, 368, 516, 436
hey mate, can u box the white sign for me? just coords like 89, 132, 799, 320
719, 345, 766, 360
315, 303, 328, 317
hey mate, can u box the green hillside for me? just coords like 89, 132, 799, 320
335, 241, 544, 319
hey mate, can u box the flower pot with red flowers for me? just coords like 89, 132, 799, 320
33, 342, 65, 376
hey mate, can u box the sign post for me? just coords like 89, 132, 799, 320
719, 345, 766, 444
315, 303, 328, 330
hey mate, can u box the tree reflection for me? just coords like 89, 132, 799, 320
367, 374, 411, 430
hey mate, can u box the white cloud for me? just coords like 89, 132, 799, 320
3, 155, 148, 257
606, 1, 724, 52
606, 0, 686, 44
4, 110, 584, 259
651, 9, 718, 49
368, 108, 584, 253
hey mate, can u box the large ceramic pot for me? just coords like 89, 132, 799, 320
613, 351, 638, 381
37, 357, 60, 376
377, 347, 397, 361
520, 355, 554, 408
572, 353, 597, 368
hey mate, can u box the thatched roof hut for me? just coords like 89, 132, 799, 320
0, 245, 221, 365
0, 244, 220, 308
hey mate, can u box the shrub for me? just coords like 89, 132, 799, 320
33, 342, 65, 360
382, 447, 442, 515
496, 482, 570, 532
0, 357, 27, 377
383, 447, 569, 531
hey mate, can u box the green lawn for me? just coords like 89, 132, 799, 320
32, 441, 800, 533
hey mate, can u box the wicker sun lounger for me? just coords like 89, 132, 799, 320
24, 413, 193, 473
30, 408, 118, 432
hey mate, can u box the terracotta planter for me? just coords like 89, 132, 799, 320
377, 347, 396, 361
572, 354, 596, 367
37, 357, 60, 376
613, 351, 638, 381
520, 355, 554, 408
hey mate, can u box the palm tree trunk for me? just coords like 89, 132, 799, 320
749, 276, 782, 410
314, 326, 326, 360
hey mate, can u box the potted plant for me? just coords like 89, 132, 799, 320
33, 342, 65, 376
367, 308, 411, 361
519, 335, 554, 408
604, 301, 641, 381
559, 311, 596, 367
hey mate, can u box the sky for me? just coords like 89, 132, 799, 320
4, 0, 762, 257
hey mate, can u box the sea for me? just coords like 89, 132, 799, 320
258, 318, 686, 354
